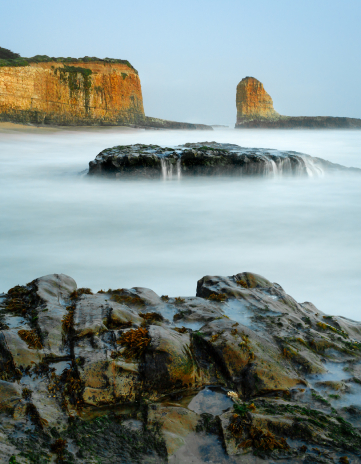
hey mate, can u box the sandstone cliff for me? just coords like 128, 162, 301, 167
0, 60, 146, 126
0, 51, 211, 129
236, 77, 279, 124
235, 76, 361, 129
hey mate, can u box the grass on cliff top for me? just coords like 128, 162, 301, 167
0, 47, 137, 73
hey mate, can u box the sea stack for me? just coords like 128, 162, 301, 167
236, 77, 279, 124
235, 76, 361, 129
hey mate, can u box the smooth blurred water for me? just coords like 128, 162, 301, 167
0, 126, 361, 321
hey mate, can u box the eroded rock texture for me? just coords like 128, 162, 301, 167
0, 59, 211, 130
0, 61, 145, 126
236, 77, 279, 124
1, 272, 361, 463
235, 76, 361, 129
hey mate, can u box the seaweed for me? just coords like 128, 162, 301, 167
62, 367, 84, 411
0, 359, 22, 381
209, 333, 220, 343
69, 288, 93, 300
22, 387, 32, 400
62, 304, 75, 333
238, 334, 251, 351
228, 413, 244, 437
139, 312, 164, 323
116, 327, 150, 359
241, 425, 289, 451
111, 293, 144, 306
207, 293, 227, 302
228, 408, 289, 453
316, 321, 348, 338
173, 327, 187, 333
18, 329, 43, 349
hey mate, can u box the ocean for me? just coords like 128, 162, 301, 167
1, 125, 360, 320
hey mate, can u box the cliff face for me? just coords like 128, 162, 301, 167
0, 58, 211, 129
235, 76, 361, 129
0, 61, 145, 126
236, 77, 279, 124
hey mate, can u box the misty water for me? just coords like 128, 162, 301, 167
1, 126, 361, 321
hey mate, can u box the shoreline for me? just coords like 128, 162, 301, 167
0, 121, 146, 134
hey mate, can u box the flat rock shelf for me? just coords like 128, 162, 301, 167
87, 142, 361, 179
1, 271, 361, 463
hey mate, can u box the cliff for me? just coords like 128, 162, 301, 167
0, 60, 145, 126
0, 50, 211, 129
235, 76, 361, 129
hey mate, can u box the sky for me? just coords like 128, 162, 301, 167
1, 0, 361, 126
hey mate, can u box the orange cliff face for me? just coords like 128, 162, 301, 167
236, 76, 279, 125
0, 61, 145, 125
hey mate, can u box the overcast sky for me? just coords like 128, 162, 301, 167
2, 0, 360, 125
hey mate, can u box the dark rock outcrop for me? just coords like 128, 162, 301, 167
88, 141, 361, 179
236, 76, 361, 129
1, 272, 361, 462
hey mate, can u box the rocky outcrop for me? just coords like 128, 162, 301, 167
87, 141, 361, 179
236, 76, 361, 129
0, 53, 211, 130
236, 77, 279, 124
1, 271, 361, 462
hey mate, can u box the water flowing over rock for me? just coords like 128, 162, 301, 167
88, 141, 360, 179
235, 76, 361, 129
1, 271, 361, 462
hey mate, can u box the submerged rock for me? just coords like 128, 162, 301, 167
1, 272, 361, 463
87, 142, 361, 179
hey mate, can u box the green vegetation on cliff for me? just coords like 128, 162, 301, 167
0, 46, 137, 73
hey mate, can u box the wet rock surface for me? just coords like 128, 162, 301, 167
1, 272, 361, 463
87, 142, 361, 179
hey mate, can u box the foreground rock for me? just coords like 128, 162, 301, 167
87, 141, 361, 179
236, 76, 361, 129
1, 272, 361, 463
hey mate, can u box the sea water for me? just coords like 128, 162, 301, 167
0, 126, 360, 321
